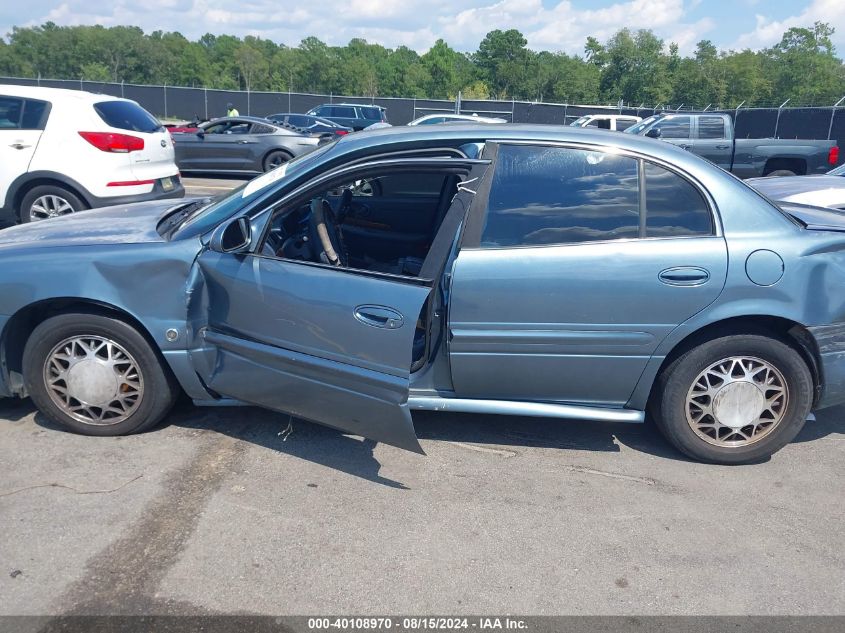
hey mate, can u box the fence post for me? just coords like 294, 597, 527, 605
121, 80, 124, 98
774, 99, 790, 138
247, 87, 251, 116
204, 87, 208, 120
37, 73, 41, 87
563, 103, 568, 124
163, 83, 167, 119
829, 96, 845, 140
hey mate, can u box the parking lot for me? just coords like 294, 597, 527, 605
1, 173, 844, 617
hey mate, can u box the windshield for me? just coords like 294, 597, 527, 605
569, 116, 590, 127
830, 164, 844, 176
173, 141, 337, 237
624, 115, 660, 135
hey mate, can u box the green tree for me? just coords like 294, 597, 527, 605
473, 29, 530, 98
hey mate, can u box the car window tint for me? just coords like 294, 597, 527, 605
420, 117, 444, 125
654, 116, 690, 139
361, 107, 382, 119
616, 119, 638, 131
331, 106, 356, 118
251, 123, 274, 134
481, 144, 640, 247
645, 163, 713, 237
0, 96, 23, 128
94, 100, 162, 133
228, 123, 251, 134
288, 115, 308, 127
205, 123, 228, 134
376, 173, 446, 197
698, 116, 726, 140
21, 99, 48, 129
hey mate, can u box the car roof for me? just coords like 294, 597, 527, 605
335, 123, 702, 168
0, 84, 131, 104
313, 103, 385, 110
209, 115, 279, 125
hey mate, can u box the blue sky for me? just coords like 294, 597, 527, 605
1, 0, 843, 56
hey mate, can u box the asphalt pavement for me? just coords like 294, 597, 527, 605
1, 397, 843, 616
182, 175, 248, 197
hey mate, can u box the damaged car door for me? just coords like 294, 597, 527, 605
190, 158, 490, 452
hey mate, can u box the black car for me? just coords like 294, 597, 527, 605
173, 116, 320, 175
306, 103, 387, 131
266, 113, 352, 140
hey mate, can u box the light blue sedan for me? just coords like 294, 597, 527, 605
0, 125, 843, 464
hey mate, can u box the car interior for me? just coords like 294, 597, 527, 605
259, 165, 474, 369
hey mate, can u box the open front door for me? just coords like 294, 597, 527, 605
191, 158, 489, 453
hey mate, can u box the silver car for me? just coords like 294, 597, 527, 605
747, 164, 845, 210
173, 116, 320, 175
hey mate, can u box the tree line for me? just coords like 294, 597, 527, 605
1, 21, 844, 107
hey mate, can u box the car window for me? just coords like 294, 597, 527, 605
644, 163, 713, 237
228, 122, 251, 134
361, 107, 382, 120
698, 116, 726, 140
480, 144, 640, 247
21, 99, 49, 129
330, 106, 356, 118
94, 100, 163, 133
420, 117, 444, 125
0, 96, 23, 128
654, 116, 691, 139
204, 122, 229, 134
615, 119, 638, 132
377, 173, 446, 197
288, 115, 309, 127
251, 123, 275, 134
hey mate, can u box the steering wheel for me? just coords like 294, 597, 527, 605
336, 188, 353, 223
309, 198, 347, 267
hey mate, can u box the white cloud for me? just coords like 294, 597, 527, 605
4, 0, 716, 55
730, 0, 845, 51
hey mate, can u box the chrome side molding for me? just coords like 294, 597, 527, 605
407, 397, 644, 423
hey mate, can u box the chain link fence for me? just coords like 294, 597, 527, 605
2, 76, 844, 151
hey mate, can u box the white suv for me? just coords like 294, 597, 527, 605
0, 85, 183, 224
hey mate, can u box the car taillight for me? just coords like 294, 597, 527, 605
830, 146, 840, 166
79, 131, 145, 153
335, 130, 349, 136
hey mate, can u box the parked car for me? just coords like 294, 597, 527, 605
307, 103, 387, 131
747, 163, 845, 210
173, 116, 321, 175
0, 85, 183, 224
3, 124, 845, 465
569, 114, 642, 131
266, 113, 352, 140
408, 114, 507, 126
625, 112, 839, 177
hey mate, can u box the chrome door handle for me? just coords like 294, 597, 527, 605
679, 144, 691, 150
9, 142, 31, 150
354, 305, 404, 329
237, 139, 254, 144
659, 267, 710, 286
715, 144, 730, 150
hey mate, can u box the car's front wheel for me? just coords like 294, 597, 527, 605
20, 185, 86, 223
651, 334, 812, 464
23, 313, 178, 436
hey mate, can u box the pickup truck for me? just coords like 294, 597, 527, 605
625, 112, 839, 178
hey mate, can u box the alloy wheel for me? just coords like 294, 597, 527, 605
30, 195, 75, 221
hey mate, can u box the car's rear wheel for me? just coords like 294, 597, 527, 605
263, 150, 290, 172
651, 334, 812, 464
20, 185, 86, 223
23, 313, 178, 436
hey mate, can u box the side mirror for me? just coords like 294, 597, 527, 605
196, 130, 205, 139
210, 216, 252, 253
646, 128, 662, 139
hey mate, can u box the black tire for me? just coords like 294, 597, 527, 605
23, 313, 179, 436
263, 150, 290, 173
765, 169, 797, 177
19, 185, 86, 223
651, 334, 812, 465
